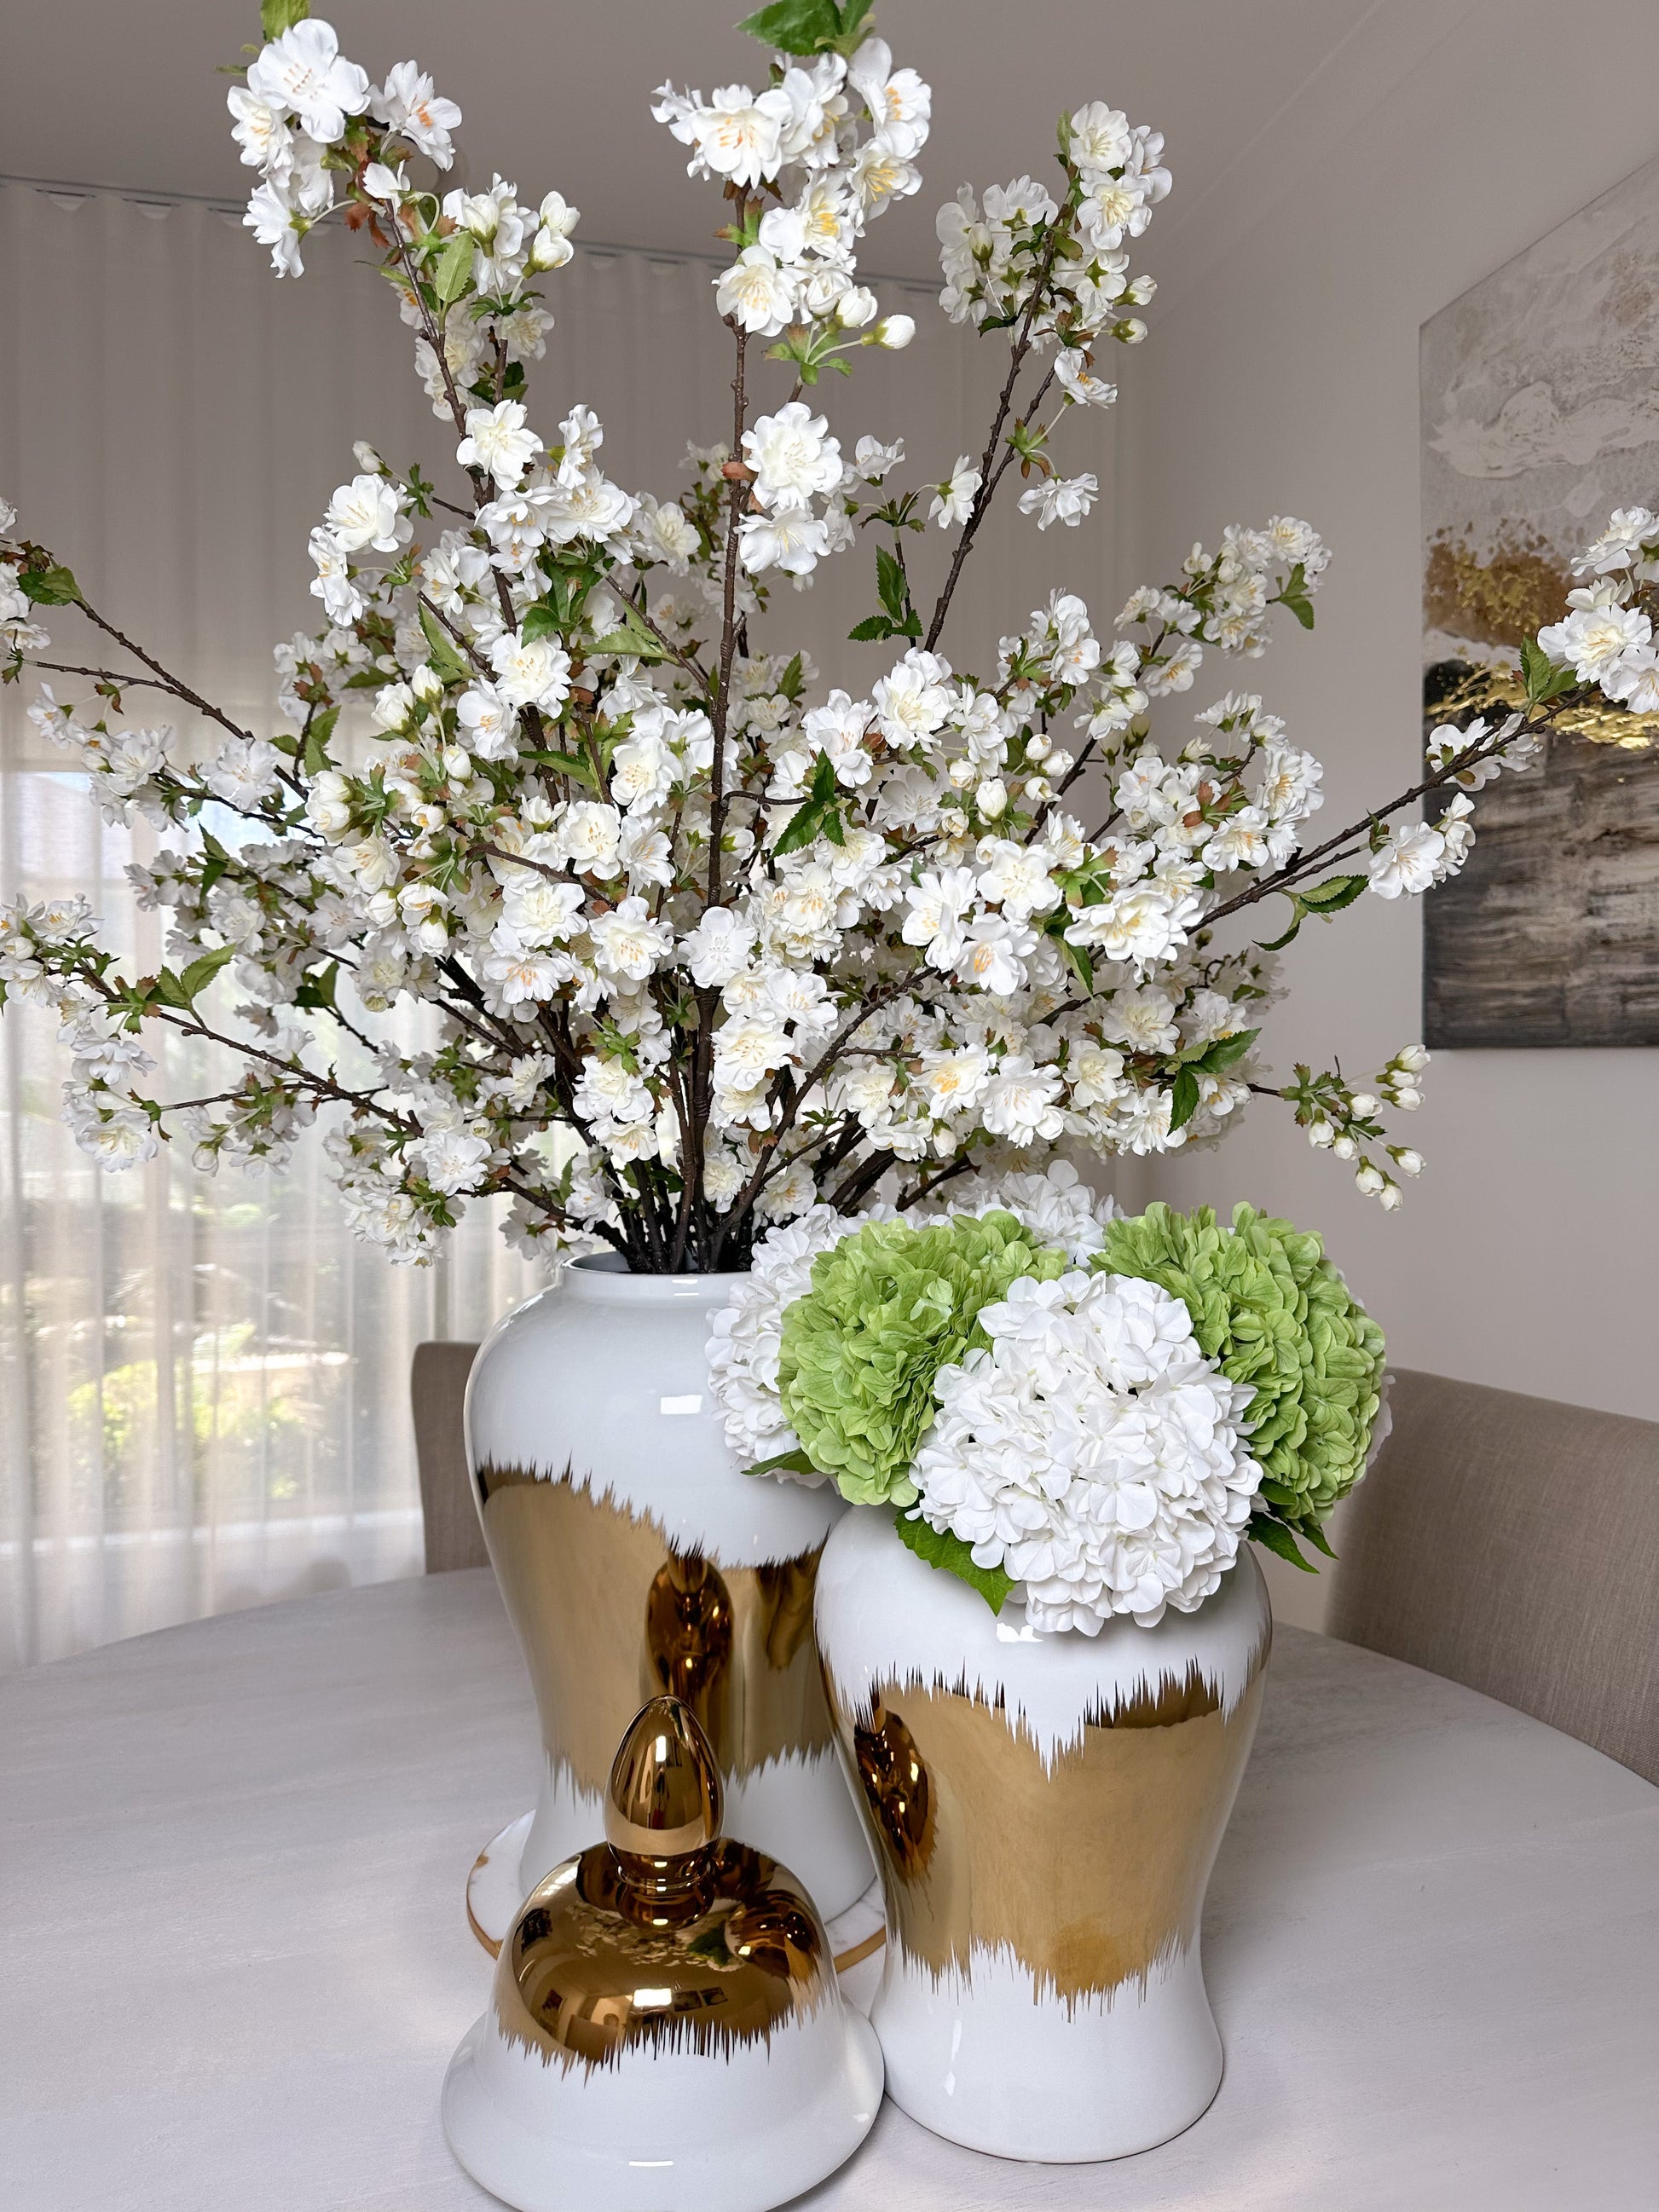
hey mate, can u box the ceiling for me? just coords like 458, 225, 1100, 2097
3, 1, 1387, 288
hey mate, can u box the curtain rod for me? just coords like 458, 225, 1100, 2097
0, 172, 939, 294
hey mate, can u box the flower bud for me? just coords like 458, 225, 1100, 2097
874, 314, 916, 350
1378, 1180, 1403, 1212
528, 224, 574, 274
1390, 1146, 1424, 1178
1115, 317, 1147, 344
353, 442, 386, 475
1348, 1092, 1379, 1118
837, 286, 879, 328
947, 759, 976, 788
1025, 732, 1051, 761
976, 778, 1008, 819
1332, 1133, 1357, 1161
1307, 1118, 1335, 1148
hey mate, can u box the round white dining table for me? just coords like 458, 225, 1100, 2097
4, 1568, 1656, 2212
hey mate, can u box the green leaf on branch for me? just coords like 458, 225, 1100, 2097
893, 1510, 1014, 1614
737, 0, 870, 55
777, 652, 806, 702
301, 703, 340, 777
1519, 634, 1576, 707
1273, 562, 1315, 630
848, 614, 899, 641
430, 231, 475, 309
1189, 1025, 1259, 1074
772, 749, 844, 856
1059, 935, 1094, 993
260, 0, 309, 36
520, 604, 564, 644
294, 961, 339, 1012
527, 747, 599, 791
419, 606, 471, 685
876, 544, 909, 621
1298, 872, 1369, 913
198, 829, 231, 896
591, 603, 671, 663
1248, 1514, 1320, 1573
20, 563, 82, 607
1168, 1065, 1201, 1132
158, 942, 238, 1007
1257, 873, 1368, 951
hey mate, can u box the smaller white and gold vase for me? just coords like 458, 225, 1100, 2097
815, 1505, 1270, 2163
443, 1695, 883, 2212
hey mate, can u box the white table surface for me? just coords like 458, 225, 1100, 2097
3, 1569, 1656, 2212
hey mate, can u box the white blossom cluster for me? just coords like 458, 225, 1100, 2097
231, 19, 461, 276
0, 10, 1571, 1273
912, 1269, 1259, 1632
705, 1161, 1118, 1473
1539, 506, 1659, 716
656, 38, 924, 334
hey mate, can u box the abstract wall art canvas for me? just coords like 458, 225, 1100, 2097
1421, 157, 1659, 1047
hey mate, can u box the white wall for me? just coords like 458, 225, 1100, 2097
1117, 0, 1659, 1621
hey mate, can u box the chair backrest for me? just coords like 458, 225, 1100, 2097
1327, 1367, 1659, 1784
410, 1341, 487, 1574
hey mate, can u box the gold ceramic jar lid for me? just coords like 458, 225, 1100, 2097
493, 1695, 834, 2074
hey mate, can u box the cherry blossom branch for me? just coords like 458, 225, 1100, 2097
707, 320, 751, 907
924, 231, 1067, 654
1204, 710, 1557, 929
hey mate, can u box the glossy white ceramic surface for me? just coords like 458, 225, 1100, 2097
442, 1919, 883, 2212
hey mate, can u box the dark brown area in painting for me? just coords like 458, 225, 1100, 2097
1422, 670, 1659, 1046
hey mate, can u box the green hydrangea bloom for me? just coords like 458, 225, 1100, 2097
1097, 1201, 1385, 1547
778, 1211, 1069, 1506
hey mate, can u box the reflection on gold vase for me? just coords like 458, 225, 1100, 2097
464, 1260, 874, 1920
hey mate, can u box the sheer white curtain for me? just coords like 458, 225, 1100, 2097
0, 178, 1114, 1668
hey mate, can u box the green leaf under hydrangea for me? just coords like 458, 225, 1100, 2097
893, 1510, 1014, 1614
778, 1210, 1068, 1506
1098, 1200, 1385, 1556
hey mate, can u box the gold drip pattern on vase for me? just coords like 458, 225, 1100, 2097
476, 1463, 835, 1798
824, 1631, 1270, 2008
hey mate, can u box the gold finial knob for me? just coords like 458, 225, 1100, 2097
604, 1695, 724, 1860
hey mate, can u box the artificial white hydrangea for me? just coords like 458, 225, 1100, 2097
934, 1158, 1119, 1262
705, 1204, 853, 1478
705, 1163, 1115, 1469
911, 1270, 1259, 1632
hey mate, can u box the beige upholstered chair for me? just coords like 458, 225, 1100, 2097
411, 1340, 487, 1573
1327, 1367, 1659, 1786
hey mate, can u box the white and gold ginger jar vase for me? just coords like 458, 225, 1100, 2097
815, 1504, 1270, 2161
465, 1256, 874, 1920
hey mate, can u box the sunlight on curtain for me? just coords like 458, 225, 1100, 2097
0, 180, 1114, 1668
